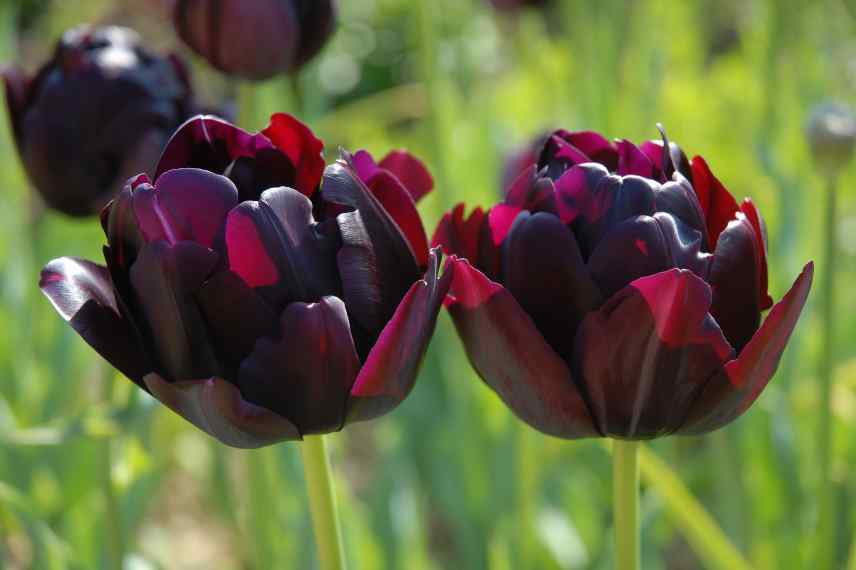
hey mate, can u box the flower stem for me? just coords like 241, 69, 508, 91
301, 435, 347, 570
613, 439, 640, 570
99, 366, 124, 570
817, 175, 839, 569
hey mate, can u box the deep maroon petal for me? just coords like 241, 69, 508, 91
129, 241, 220, 381
347, 250, 451, 422
708, 214, 763, 352
504, 166, 558, 215
104, 181, 145, 273
323, 159, 421, 334
362, 169, 430, 269
503, 212, 602, 361
40, 257, 150, 385
554, 162, 611, 225
653, 174, 710, 248
156, 115, 258, 179
195, 269, 279, 375
680, 263, 813, 434
740, 198, 773, 310
432, 203, 485, 265
616, 139, 655, 178
378, 150, 434, 203
260, 113, 325, 195
144, 373, 300, 448
574, 269, 734, 439
565, 131, 617, 170
132, 168, 238, 247
222, 186, 340, 309
690, 155, 739, 248
639, 139, 692, 182
238, 296, 360, 435
446, 258, 599, 438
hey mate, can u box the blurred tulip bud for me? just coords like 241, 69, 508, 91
173, 0, 337, 80
2, 25, 197, 217
806, 102, 856, 177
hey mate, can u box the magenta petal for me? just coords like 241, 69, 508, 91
503, 212, 602, 360
554, 163, 611, 225
363, 169, 430, 268
347, 250, 451, 422
616, 139, 655, 178
129, 241, 220, 381
144, 373, 300, 448
432, 203, 485, 264
565, 131, 617, 169
574, 269, 734, 438
504, 166, 559, 215
708, 214, 762, 351
132, 168, 238, 247
261, 113, 325, 195
40, 257, 149, 385
446, 258, 599, 439
238, 296, 360, 435
378, 150, 434, 203
680, 263, 813, 435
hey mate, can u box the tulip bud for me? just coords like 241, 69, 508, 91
173, 0, 337, 80
2, 25, 196, 217
806, 102, 856, 177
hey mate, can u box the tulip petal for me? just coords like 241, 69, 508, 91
132, 168, 238, 247
445, 258, 600, 438
156, 115, 263, 178
503, 212, 602, 360
432, 203, 485, 264
378, 150, 434, 203
195, 269, 279, 375
740, 198, 773, 309
362, 169, 430, 268
324, 159, 421, 334
1, 66, 29, 143
690, 155, 739, 248
238, 296, 360, 435
504, 166, 559, 215
565, 130, 617, 170
617, 139, 655, 178
144, 373, 300, 448
222, 186, 340, 309
554, 162, 611, 225
574, 269, 734, 438
129, 241, 220, 381
680, 262, 813, 434
653, 174, 710, 248
347, 250, 452, 422
261, 113, 325, 195
40, 257, 150, 386
708, 214, 762, 352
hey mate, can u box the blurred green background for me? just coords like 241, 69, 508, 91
0, 0, 852, 568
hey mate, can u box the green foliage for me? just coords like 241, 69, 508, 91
1, 0, 853, 568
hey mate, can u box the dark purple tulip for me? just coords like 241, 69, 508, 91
173, 0, 336, 80
433, 127, 813, 440
2, 25, 196, 217
40, 113, 449, 448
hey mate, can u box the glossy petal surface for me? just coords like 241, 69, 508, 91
447, 259, 599, 438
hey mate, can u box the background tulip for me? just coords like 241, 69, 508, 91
434, 127, 812, 440
40, 113, 448, 447
172, 0, 337, 80
2, 25, 196, 217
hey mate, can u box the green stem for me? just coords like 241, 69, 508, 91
817, 176, 839, 569
613, 440, 640, 570
99, 367, 124, 570
301, 435, 347, 570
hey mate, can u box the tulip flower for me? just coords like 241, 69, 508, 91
2, 25, 196, 217
434, 127, 812, 440
40, 113, 448, 448
173, 0, 337, 80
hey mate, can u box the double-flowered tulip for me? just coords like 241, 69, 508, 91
173, 0, 336, 80
40, 114, 448, 447
434, 127, 812, 439
3, 26, 196, 217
